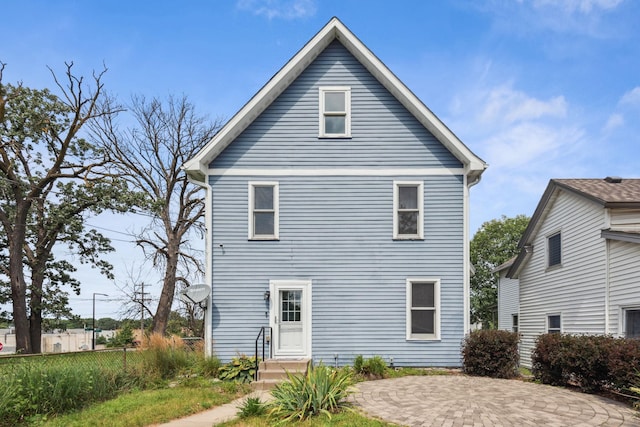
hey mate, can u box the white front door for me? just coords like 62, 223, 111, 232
270, 280, 311, 358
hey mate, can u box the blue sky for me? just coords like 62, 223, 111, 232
2, 0, 639, 319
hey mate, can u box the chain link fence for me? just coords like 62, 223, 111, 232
0, 347, 146, 372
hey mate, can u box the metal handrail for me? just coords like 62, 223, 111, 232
254, 326, 272, 380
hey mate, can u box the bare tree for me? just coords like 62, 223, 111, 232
0, 62, 130, 353
94, 95, 222, 335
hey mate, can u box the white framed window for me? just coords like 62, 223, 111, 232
547, 314, 561, 334
547, 231, 562, 268
248, 181, 279, 240
319, 86, 351, 138
623, 308, 640, 338
393, 181, 424, 239
406, 278, 440, 340
512, 314, 519, 333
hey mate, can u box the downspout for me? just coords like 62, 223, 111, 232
463, 172, 483, 334
186, 172, 214, 358
603, 208, 611, 336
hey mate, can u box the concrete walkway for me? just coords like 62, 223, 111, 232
155, 390, 272, 427
351, 375, 639, 426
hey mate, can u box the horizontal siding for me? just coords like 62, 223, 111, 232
211, 40, 462, 170
497, 272, 519, 331
608, 239, 640, 335
609, 208, 640, 231
519, 191, 606, 367
210, 174, 465, 366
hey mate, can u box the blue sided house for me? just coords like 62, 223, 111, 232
184, 17, 486, 367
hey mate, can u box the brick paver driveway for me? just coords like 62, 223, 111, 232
351, 375, 638, 426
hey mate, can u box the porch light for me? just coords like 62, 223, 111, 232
263, 290, 271, 301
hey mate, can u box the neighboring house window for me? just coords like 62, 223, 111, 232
512, 314, 519, 333
406, 279, 440, 340
547, 232, 562, 267
248, 182, 279, 240
393, 181, 424, 239
319, 86, 351, 137
624, 309, 640, 338
547, 314, 561, 334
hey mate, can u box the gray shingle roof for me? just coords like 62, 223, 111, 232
554, 178, 640, 207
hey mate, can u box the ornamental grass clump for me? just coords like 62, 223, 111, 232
141, 333, 196, 379
269, 363, 353, 423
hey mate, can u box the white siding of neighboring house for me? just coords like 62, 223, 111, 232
519, 190, 606, 367
609, 209, 640, 231
497, 270, 519, 331
608, 239, 640, 336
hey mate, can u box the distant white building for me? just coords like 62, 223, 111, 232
0, 328, 115, 354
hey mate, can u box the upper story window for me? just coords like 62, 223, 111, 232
248, 182, 279, 240
393, 181, 424, 239
547, 232, 562, 268
319, 86, 351, 138
547, 314, 561, 334
406, 279, 440, 340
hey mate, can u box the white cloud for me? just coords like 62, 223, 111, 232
604, 113, 624, 131
479, 84, 567, 125
620, 86, 640, 105
236, 0, 316, 20
533, 0, 624, 14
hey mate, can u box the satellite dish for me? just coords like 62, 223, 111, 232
180, 284, 211, 306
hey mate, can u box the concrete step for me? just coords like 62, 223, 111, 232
251, 358, 310, 391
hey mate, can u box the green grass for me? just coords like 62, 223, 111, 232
219, 410, 396, 426
38, 380, 250, 427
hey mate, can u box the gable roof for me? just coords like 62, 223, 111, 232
183, 17, 486, 183
507, 177, 640, 278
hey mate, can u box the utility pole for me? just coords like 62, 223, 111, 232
134, 283, 151, 340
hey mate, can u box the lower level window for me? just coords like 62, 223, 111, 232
547, 314, 561, 334
406, 278, 440, 340
512, 314, 519, 333
625, 309, 640, 338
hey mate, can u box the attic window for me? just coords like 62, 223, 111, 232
547, 232, 561, 268
319, 87, 351, 138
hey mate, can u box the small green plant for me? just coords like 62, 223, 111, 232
197, 355, 221, 378
218, 355, 257, 383
237, 396, 267, 418
353, 355, 387, 379
269, 363, 353, 423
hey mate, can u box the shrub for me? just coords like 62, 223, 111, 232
353, 355, 387, 379
238, 396, 267, 418
218, 355, 257, 383
462, 329, 520, 378
269, 363, 353, 423
532, 334, 640, 394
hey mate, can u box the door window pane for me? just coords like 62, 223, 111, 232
280, 290, 301, 323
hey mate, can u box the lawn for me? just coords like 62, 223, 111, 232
219, 411, 396, 426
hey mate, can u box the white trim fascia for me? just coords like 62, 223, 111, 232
183, 17, 486, 180
248, 181, 280, 240
393, 180, 424, 240
210, 167, 465, 177
405, 278, 441, 341
463, 174, 470, 334
186, 173, 213, 357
